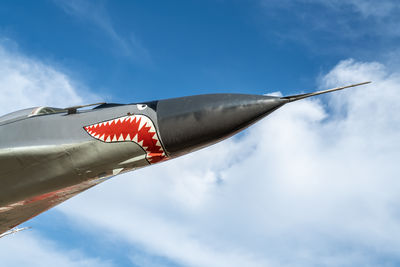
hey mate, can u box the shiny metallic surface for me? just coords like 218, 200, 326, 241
0, 82, 370, 236
0, 103, 157, 233
157, 94, 287, 157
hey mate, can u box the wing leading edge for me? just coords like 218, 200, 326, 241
0, 179, 103, 236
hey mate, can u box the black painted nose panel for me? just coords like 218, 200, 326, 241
156, 94, 286, 157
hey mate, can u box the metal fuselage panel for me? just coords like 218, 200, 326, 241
0, 104, 160, 207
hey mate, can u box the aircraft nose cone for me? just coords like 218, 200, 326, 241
156, 94, 286, 157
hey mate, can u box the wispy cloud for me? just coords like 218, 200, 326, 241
258, 0, 400, 57
313, 0, 400, 18
54, 0, 150, 63
0, 39, 98, 115
58, 58, 400, 266
0, 232, 113, 267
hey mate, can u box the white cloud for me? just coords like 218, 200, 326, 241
59, 58, 400, 266
0, 41, 98, 116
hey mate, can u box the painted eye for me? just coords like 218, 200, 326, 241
137, 104, 147, 110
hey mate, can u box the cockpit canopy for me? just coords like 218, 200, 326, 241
0, 106, 65, 124
29, 107, 65, 116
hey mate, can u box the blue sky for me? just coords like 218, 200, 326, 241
0, 1, 400, 266
0, 0, 382, 100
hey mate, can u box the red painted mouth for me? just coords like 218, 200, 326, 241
84, 115, 167, 164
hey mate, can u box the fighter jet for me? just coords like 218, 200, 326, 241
0, 82, 370, 236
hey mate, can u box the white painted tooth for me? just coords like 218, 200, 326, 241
138, 140, 144, 147
149, 124, 156, 133
132, 134, 138, 143
112, 135, 117, 142
118, 134, 124, 141
125, 134, 131, 141
138, 119, 147, 131
99, 134, 105, 141
112, 168, 124, 176
148, 118, 154, 128
105, 136, 111, 142
156, 140, 161, 147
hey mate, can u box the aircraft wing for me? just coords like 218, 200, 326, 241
0, 179, 103, 236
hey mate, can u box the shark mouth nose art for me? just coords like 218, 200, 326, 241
83, 115, 167, 164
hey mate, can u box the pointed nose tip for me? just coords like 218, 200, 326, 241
156, 94, 286, 157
